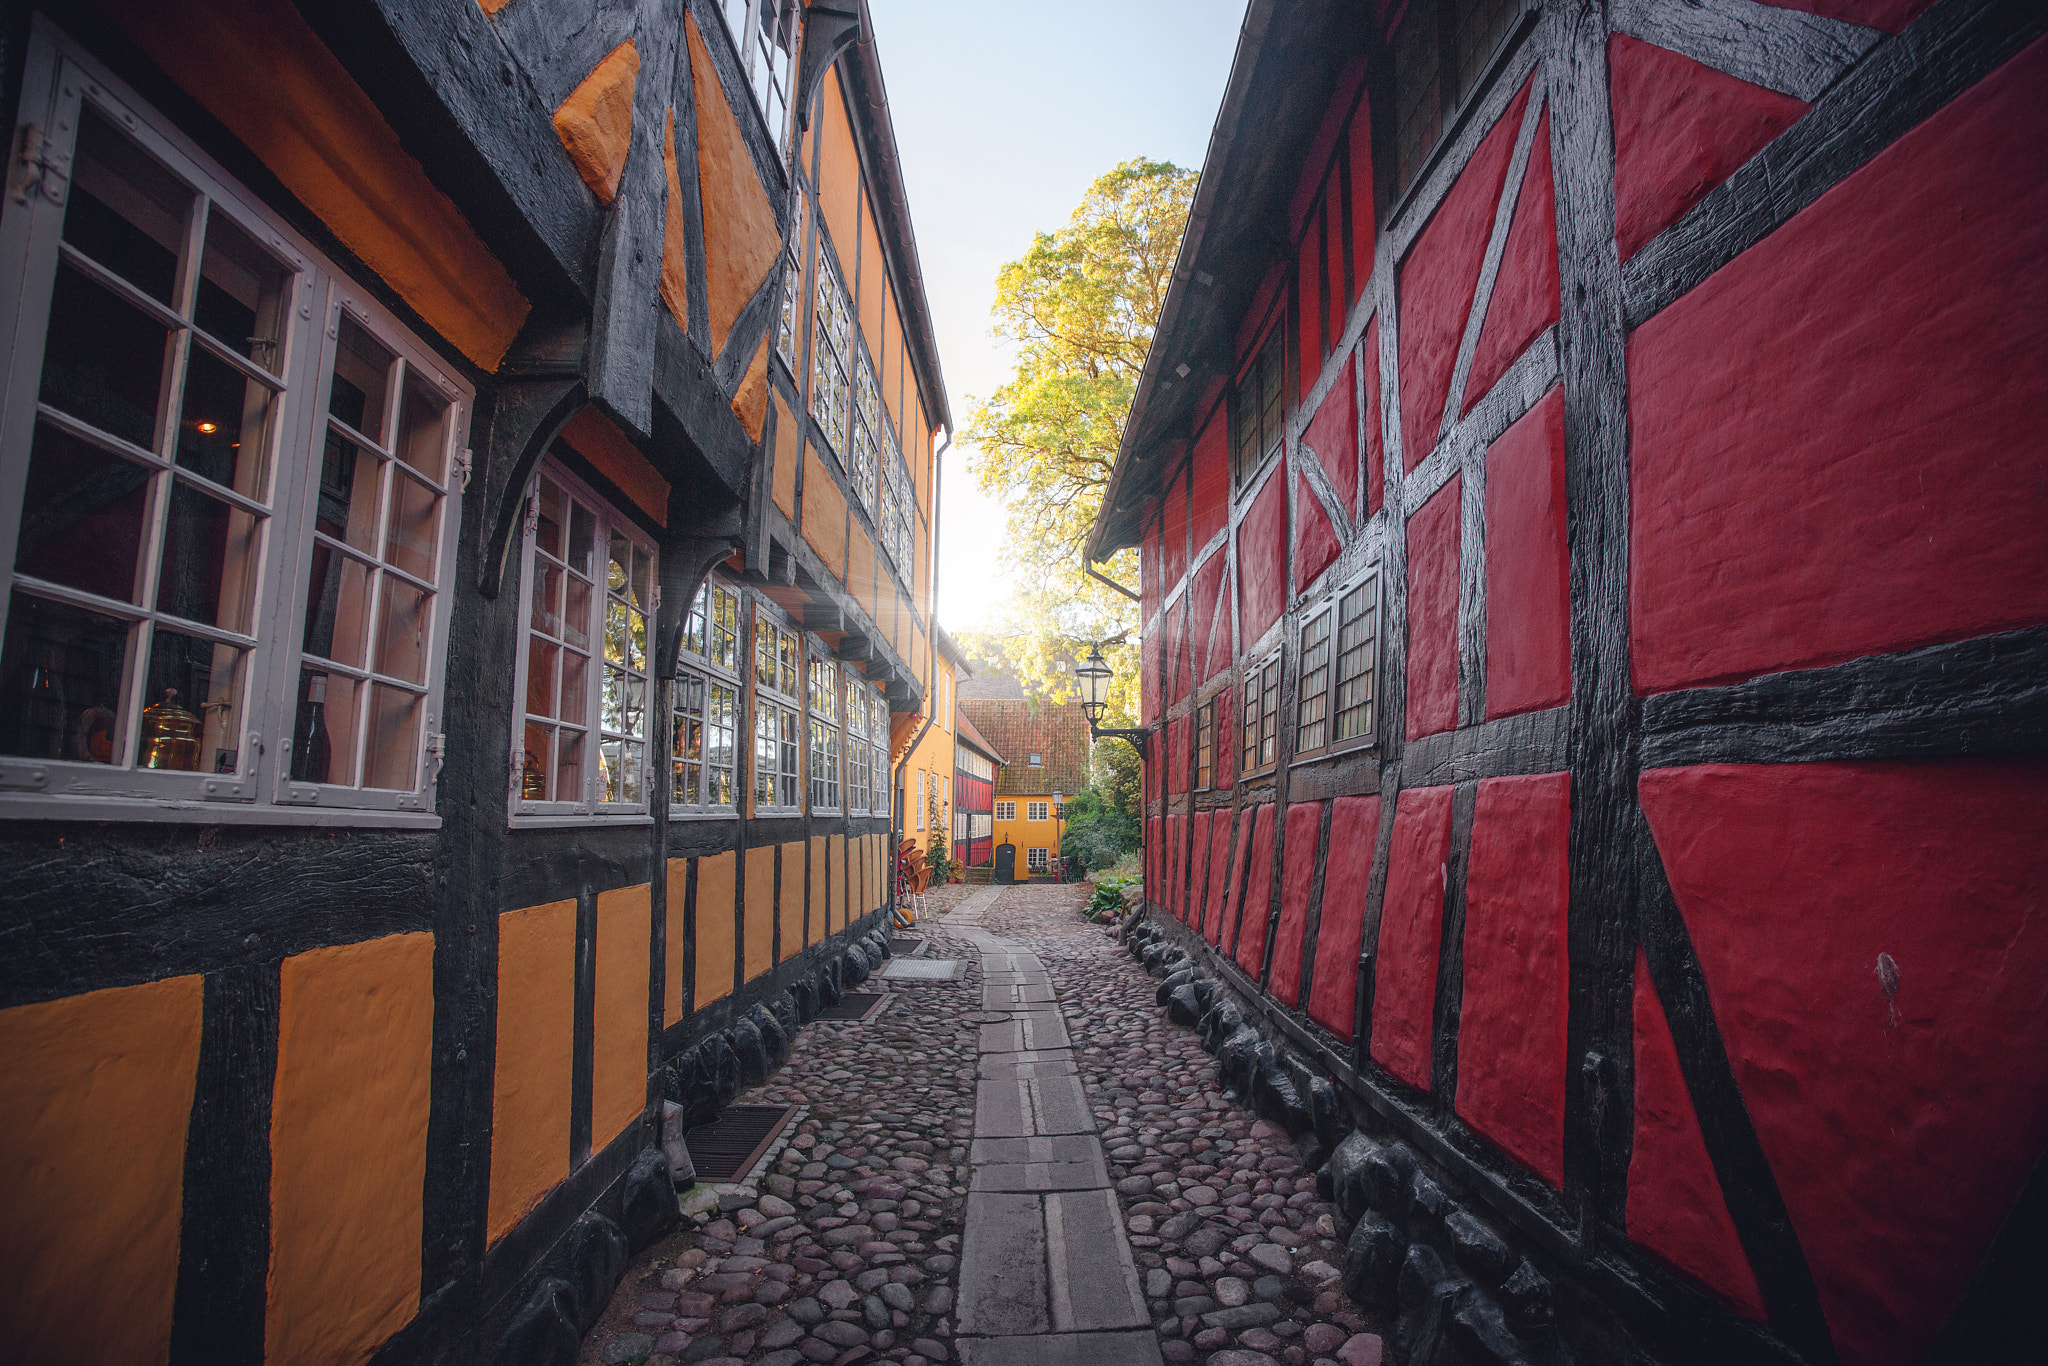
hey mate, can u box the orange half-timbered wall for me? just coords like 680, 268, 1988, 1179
1120, 2, 2048, 1364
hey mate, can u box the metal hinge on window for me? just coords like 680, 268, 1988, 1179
12, 124, 69, 206
452, 448, 473, 489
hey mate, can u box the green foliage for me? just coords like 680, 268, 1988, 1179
1060, 786, 1141, 874
1084, 872, 1139, 924
961, 157, 1197, 726
1093, 738, 1143, 820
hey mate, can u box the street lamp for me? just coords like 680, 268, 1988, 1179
1075, 642, 1152, 750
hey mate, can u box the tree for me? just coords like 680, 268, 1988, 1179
963, 157, 1197, 726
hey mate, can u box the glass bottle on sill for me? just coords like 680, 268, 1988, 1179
292, 674, 332, 784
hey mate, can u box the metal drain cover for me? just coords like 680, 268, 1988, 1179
879, 957, 968, 981
685, 1103, 799, 1182
816, 991, 889, 1022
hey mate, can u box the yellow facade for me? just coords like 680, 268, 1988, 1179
992, 797, 1069, 877
900, 647, 960, 875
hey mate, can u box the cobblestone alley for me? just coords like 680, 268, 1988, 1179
578, 882, 1389, 1366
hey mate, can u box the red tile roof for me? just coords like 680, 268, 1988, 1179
955, 710, 1004, 764
960, 699, 1091, 797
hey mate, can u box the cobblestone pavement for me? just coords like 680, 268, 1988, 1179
578, 879, 1388, 1366
982, 884, 1391, 1366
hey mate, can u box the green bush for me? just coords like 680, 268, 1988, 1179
1083, 872, 1138, 924
1061, 788, 1141, 873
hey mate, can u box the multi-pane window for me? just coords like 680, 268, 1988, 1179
1333, 572, 1380, 743
777, 179, 808, 375
673, 578, 741, 812
1394, 0, 1525, 198
0, 37, 467, 819
1296, 608, 1334, 754
1195, 698, 1216, 789
1231, 329, 1286, 486
850, 355, 880, 514
995, 799, 1016, 821
716, 0, 800, 154
807, 654, 840, 811
514, 466, 654, 813
1027, 847, 1049, 872
1241, 653, 1281, 774
753, 610, 800, 811
844, 671, 869, 814
810, 262, 852, 457
915, 768, 926, 829
1027, 800, 1049, 822
869, 691, 889, 812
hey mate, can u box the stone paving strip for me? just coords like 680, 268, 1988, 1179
944, 887, 1162, 1366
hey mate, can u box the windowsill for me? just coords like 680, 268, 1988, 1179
672, 808, 742, 820
0, 788, 444, 828
510, 813, 655, 829
1291, 739, 1377, 769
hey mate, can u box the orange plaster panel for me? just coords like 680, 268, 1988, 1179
694, 851, 737, 1010
848, 525, 879, 616
817, 70, 863, 283
778, 841, 806, 958
0, 976, 200, 1366
810, 835, 829, 941
772, 393, 800, 518
665, 859, 689, 1026
554, 42, 640, 205
99, 0, 528, 370
269, 932, 434, 1366
732, 334, 770, 442
859, 198, 886, 358
831, 833, 849, 932
661, 110, 690, 333
882, 279, 904, 430
744, 843, 776, 983
593, 884, 650, 1150
563, 406, 670, 523
802, 450, 849, 574
489, 900, 574, 1244
687, 14, 781, 356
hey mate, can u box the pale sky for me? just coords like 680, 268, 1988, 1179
864, 0, 1246, 632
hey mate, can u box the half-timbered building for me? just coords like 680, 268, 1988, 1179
0, 1, 948, 1362
1092, 1, 2045, 1363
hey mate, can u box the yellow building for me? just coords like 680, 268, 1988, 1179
896, 628, 968, 878
960, 699, 1090, 880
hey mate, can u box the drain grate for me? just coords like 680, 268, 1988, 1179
890, 936, 924, 956
685, 1103, 799, 1182
815, 991, 888, 1023
879, 957, 967, 982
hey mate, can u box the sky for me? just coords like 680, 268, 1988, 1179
863, 0, 1247, 632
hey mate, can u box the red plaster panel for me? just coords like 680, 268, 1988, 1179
1609, 36, 1807, 265
1162, 468, 1190, 593
1232, 804, 1277, 975
1398, 78, 1533, 471
1239, 471, 1289, 648
1361, 319, 1384, 518
1269, 802, 1324, 1007
1192, 553, 1226, 683
1631, 37, 2048, 693
1348, 107, 1376, 312
1192, 416, 1230, 549
1190, 810, 1214, 925
1167, 815, 1184, 920
1213, 684, 1236, 792
1204, 810, 1239, 944
1462, 112, 1558, 414
1235, 263, 1287, 367
1484, 389, 1570, 719
1405, 474, 1461, 740
1641, 759, 2048, 1366
1147, 816, 1161, 901
1293, 468, 1342, 596
1627, 951, 1768, 1319
1758, 0, 1935, 32
1306, 795, 1381, 1039
1141, 515, 1161, 622
1371, 785, 1454, 1090
1304, 352, 1360, 515
1300, 201, 1329, 403
1456, 773, 1569, 1189
1141, 626, 1161, 726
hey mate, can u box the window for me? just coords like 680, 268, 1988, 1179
1231, 328, 1287, 486
810, 261, 852, 457
1297, 608, 1333, 754
807, 653, 839, 810
1027, 847, 1048, 872
673, 578, 741, 813
844, 670, 872, 814
879, 439, 912, 572
716, 0, 800, 154
1195, 698, 1215, 789
850, 352, 880, 515
0, 34, 468, 820
995, 799, 1016, 821
753, 610, 801, 812
916, 769, 926, 829
870, 691, 890, 819
1394, 0, 1526, 199
1027, 800, 1049, 823
776, 182, 806, 373
513, 465, 654, 815
1241, 653, 1281, 774
1028, 752, 1042, 766
1333, 572, 1380, 743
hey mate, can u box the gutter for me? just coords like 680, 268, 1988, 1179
892, 430, 950, 901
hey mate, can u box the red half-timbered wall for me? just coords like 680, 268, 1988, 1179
1119, 2, 2047, 1362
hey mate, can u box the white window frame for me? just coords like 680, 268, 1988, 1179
508, 459, 657, 823
1027, 846, 1049, 872
915, 768, 926, 830
715, 0, 801, 156
810, 257, 851, 458
994, 799, 1016, 822
807, 646, 840, 813
752, 604, 802, 815
843, 666, 869, 815
0, 23, 468, 826
672, 575, 742, 817
775, 178, 806, 376
1027, 800, 1049, 823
